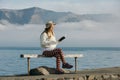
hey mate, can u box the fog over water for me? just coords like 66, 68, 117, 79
0, 17, 120, 47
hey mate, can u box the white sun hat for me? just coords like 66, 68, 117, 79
45, 21, 56, 28
46, 21, 56, 25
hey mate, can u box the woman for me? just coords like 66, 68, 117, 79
40, 21, 73, 74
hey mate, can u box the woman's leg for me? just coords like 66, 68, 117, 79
53, 48, 73, 69
42, 48, 73, 71
42, 49, 64, 71
55, 54, 61, 70
53, 48, 66, 64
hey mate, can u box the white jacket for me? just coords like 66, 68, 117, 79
40, 32, 58, 50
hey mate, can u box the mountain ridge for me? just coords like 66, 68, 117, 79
0, 7, 115, 25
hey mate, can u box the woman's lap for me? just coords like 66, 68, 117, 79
42, 48, 62, 57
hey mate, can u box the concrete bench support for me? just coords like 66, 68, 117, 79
20, 54, 83, 75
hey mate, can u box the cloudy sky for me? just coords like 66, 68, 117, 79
0, 0, 120, 14
0, 0, 120, 47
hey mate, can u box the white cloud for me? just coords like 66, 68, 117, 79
0, 19, 120, 47
55, 19, 120, 47
0, 24, 6, 31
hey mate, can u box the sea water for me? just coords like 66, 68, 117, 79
0, 47, 120, 76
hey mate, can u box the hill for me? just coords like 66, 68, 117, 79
0, 7, 115, 25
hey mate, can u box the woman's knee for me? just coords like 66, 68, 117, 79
55, 48, 62, 53
55, 54, 60, 58
54, 48, 63, 57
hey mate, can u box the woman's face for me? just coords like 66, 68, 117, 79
49, 23, 55, 30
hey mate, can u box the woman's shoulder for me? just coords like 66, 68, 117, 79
41, 32, 47, 35
40, 32, 48, 37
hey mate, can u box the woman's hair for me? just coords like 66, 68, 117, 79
43, 24, 54, 39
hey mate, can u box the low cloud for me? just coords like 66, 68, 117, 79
0, 24, 6, 31
0, 18, 120, 47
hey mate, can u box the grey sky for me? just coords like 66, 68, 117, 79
0, 0, 119, 14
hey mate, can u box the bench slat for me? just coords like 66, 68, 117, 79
64, 54, 83, 58
20, 54, 83, 58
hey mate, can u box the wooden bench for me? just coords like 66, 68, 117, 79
20, 54, 83, 75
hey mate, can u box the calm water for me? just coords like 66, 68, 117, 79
0, 47, 120, 76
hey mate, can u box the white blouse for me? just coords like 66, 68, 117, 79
40, 32, 58, 51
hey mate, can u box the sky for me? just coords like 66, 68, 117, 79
0, 0, 120, 14
0, 0, 120, 47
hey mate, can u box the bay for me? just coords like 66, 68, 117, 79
0, 47, 120, 76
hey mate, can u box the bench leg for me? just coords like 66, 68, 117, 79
74, 57, 77, 73
27, 57, 30, 75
